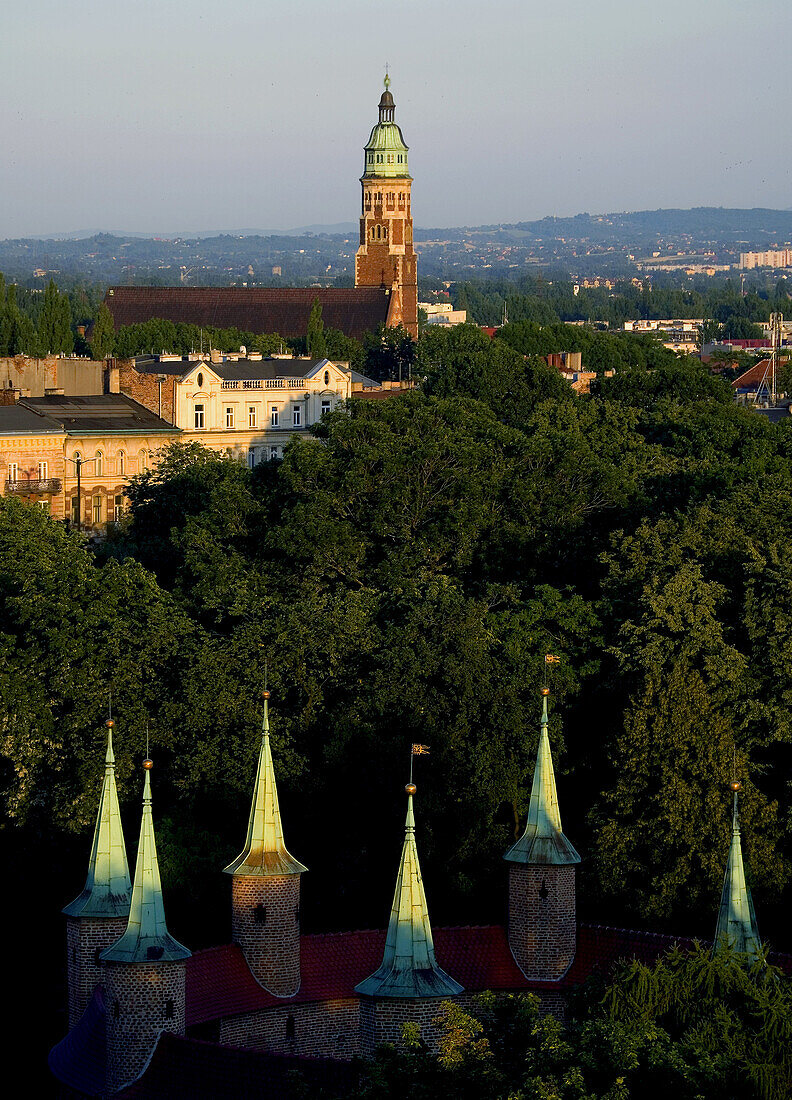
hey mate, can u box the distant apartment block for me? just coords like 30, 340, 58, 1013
739, 249, 792, 270
623, 319, 702, 353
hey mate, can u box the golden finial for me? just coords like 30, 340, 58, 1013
105, 718, 115, 729
730, 780, 742, 792
262, 689, 271, 699
405, 783, 417, 796
143, 758, 153, 771
541, 686, 550, 697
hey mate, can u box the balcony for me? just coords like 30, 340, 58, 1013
6, 478, 62, 495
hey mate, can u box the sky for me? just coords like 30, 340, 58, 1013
1, 0, 791, 237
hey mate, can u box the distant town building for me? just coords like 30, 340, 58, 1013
622, 318, 702, 353
418, 301, 467, 326
739, 249, 792, 270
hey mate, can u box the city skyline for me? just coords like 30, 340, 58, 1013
2, 0, 791, 237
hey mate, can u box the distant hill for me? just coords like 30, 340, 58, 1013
3, 209, 792, 286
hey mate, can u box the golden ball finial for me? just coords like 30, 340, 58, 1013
143, 758, 154, 771
405, 783, 417, 796
540, 686, 550, 697
730, 780, 742, 792
262, 689, 271, 700
105, 718, 115, 729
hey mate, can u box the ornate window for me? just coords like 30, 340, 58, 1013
95, 450, 103, 477
114, 494, 123, 522
138, 449, 148, 472
225, 406, 235, 429
93, 495, 102, 524
292, 404, 302, 427
324, 370, 330, 385
270, 405, 279, 427
194, 403, 205, 429
8, 461, 17, 482
118, 450, 125, 475
248, 405, 257, 428
38, 461, 48, 480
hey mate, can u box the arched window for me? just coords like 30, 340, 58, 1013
324, 370, 330, 385
196, 371, 204, 388
95, 450, 103, 477
118, 450, 125, 475
138, 449, 148, 472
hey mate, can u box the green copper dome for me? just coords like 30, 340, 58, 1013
362, 75, 411, 180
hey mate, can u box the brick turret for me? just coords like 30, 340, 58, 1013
62, 719, 132, 1029
224, 690, 307, 997
101, 759, 191, 1094
504, 686, 581, 981
356, 782, 463, 1053
355, 75, 418, 339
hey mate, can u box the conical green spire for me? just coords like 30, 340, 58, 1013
504, 688, 581, 866
356, 785, 463, 999
224, 691, 307, 877
63, 721, 132, 919
101, 761, 190, 964
714, 783, 761, 959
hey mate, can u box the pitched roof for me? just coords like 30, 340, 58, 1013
103, 287, 392, 341
21, 394, 179, 434
185, 922, 746, 1028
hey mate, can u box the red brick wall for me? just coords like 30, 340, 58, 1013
104, 960, 186, 1094
231, 875, 301, 996
65, 915, 128, 1030
359, 996, 457, 1055
105, 360, 177, 425
217, 998, 361, 1059
508, 864, 576, 980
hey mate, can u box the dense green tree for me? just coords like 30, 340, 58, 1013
89, 301, 116, 359
307, 296, 327, 359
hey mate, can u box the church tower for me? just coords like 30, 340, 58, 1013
224, 690, 307, 997
355, 75, 418, 339
62, 719, 131, 1029
504, 687, 580, 980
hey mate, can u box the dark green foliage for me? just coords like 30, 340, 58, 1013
307, 296, 327, 359
89, 301, 115, 359
349, 947, 792, 1099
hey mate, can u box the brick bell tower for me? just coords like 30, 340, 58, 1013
224, 689, 307, 997
504, 686, 581, 981
355, 74, 418, 339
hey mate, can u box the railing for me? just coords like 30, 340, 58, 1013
6, 478, 62, 495
221, 379, 305, 390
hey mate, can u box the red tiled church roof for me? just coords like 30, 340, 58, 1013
102, 286, 393, 342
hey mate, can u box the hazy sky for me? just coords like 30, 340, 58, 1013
2, 0, 790, 237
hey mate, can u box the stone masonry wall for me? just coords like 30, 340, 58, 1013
218, 998, 361, 1060
231, 875, 301, 996
508, 864, 576, 980
105, 361, 177, 425
104, 960, 186, 1094
66, 916, 128, 1030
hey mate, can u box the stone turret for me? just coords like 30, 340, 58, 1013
101, 759, 190, 1094
62, 719, 132, 1029
356, 783, 463, 1054
504, 687, 580, 980
224, 690, 307, 996
714, 781, 761, 960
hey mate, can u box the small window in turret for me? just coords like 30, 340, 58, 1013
113, 1000, 121, 1019
254, 904, 267, 923
286, 1014, 295, 1041
165, 999, 174, 1019
398, 155, 403, 163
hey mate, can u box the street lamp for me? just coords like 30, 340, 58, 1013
65, 455, 95, 532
